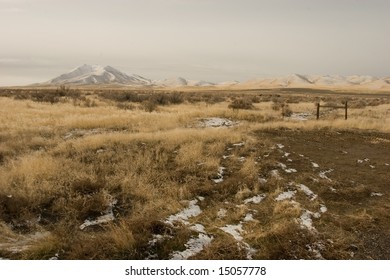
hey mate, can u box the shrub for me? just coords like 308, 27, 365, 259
228, 98, 254, 110
141, 100, 158, 112
116, 102, 136, 110
281, 103, 293, 117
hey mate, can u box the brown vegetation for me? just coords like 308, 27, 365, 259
0, 88, 389, 259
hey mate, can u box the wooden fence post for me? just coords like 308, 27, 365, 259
345, 101, 348, 120
316, 103, 320, 120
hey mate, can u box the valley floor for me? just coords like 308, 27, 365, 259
0, 88, 389, 259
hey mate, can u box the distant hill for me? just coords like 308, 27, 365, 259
239, 74, 390, 91
39, 65, 390, 91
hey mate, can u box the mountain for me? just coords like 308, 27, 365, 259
46, 64, 151, 86
41, 66, 389, 90
239, 74, 390, 90
153, 77, 215, 87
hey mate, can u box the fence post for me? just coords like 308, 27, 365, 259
316, 103, 320, 120
345, 101, 348, 120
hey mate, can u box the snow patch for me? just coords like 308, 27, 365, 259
220, 224, 244, 241
311, 162, 320, 168
297, 184, 318, 200
220, 223, 257, 259
213, 167, 226, 183
244, 194, 266, 204
258, 177, 267, 185
190, 224, 206, 234
198, 118, 237, 128
320, 204, 328, 213
285, 168, 297, 173
299, 211, 316, 232
217, 208, 227, 218
170, 234, 213, 260
80, 197, 117, 230
306, 242, 325, 260
370, 192, 383, 197
319, 169, 334, 181
270, 170, 282, 179
233, 142, 245, 147
276, 144, 285, 149
243, 213, 255, 222
278, 162, 297, 173
289, 112, 311, 121
298, 205, 327, 233
166, 199, 202, 226
275, 190, 296, 201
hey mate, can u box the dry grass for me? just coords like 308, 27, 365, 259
0, 89, 389, 259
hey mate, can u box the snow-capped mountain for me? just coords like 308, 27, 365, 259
153, 77, 215, 87
41, 66, 389, 90
46, 64, 151, 85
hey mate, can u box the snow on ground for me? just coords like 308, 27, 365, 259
319, 169, 334, 181
166, 198, 203, 226
278, 162, 297, 173
79, 197, 117, 230
148, 234, 165, 248
243, 213, 255, 222
258, 177, 267, 185
276, 144, 285, 149
299, 211, 317, 232
217, 208, 227, 218
370, 192, 383, 197
213, 167, 226, 183
306, 242, 325, 260
319, 204, 328, 213
244, 194, 266, 204
220, 224, 244, 242
311, 162, 320, 168
298, 204, 328, 233
170, 234, 213, 260
147, 197, 211, 260
275, 190, 296, 201
288, 112, 311, 121
198, 118, 237, 128
220, 223, 257, 259
190, 224, 206, 233
238, 157, 246, 162
233, 142, 245, 147
285, 168, 297, 173
270, 170, 282, 180
297, 184, 318, 200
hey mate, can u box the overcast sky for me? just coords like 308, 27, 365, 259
0, 0, 389, 85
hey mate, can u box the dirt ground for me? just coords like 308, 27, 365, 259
255, 128, 390, 259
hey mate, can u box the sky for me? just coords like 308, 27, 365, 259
0, 0, 389, 86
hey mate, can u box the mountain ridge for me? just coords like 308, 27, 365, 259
41, 65, 390, 90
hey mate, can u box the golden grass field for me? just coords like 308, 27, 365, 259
0, 88, 389, 259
